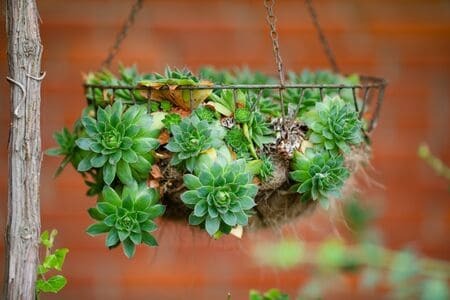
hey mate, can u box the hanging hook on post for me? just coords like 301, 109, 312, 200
305, 0, 340, 73
100, 0, 144, 70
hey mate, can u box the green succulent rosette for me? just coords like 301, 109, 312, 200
290, 148, 349, 208
304, 95, 363, 154
181, 158, 258, 236
86, 184, 165, 258
75, 101, 160, 185
165, 114, 225, 172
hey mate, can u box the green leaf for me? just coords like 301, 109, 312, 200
239, 196, 256, 210
45, 147, 63, 156
36, 275, 67, 293
76, 138, 93, 151
194, 200, 208, 217
142, 231, 158, 247
77, 156, 93, 172
97, 202, 117, 215
87, 207, 106, 221
188, 213, 204, 226
52, 248, 69, 271
102, 186, 121, 207
103, 163, 117, 185
183, 174, 202, 189
40, 230, 52, 249
86, 223, 110, 236
123, 238, 137, 258
221, 211, 237, 226
91, 155, 108, 168
205, 216, 220, 236
180, 190, 200, 205
116, 160, 134, 185
130, 232, 142, 245
146, 204, 165, 218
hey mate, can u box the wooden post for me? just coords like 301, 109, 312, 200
4, 0, 43, 299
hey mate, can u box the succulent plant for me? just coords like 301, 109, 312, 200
165, 114, 225, 172
224, 127, 250, 159
152, 66, 200, 85
181, 158, 258, 236
290, 148, 349, 208
86, 184, 165, 258
244, 112, 276, 148
149, 101, 160, 113
207, 89, 247, 117
235, 107, 251, 123
75, 101, 160, 185
162, 113, 182, 130
160, 100, 172, 112
304, 96, 363, 154
259, 155, 275, 182
194, 106, 217, 122
46, 127, 83, 176
198, 66, 235, 85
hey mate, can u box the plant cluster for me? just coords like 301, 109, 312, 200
49, 66, 367, 257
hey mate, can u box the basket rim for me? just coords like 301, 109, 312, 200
83, 74, 387, 91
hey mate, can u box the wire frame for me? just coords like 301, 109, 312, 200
84, 75, 387, 134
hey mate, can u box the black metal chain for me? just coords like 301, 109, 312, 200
263, 0, 286, 86
100, 0, 144, 70
305, 0, 340, 73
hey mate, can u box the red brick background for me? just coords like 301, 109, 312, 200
1, 0, 449, 299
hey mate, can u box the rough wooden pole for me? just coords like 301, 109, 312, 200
4, 0, 43, 299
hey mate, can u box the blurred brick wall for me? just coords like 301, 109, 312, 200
0, 0, 449, 299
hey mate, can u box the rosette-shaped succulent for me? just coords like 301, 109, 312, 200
304, 96, 363, 154
181, 158, 258, 236
258, 155, 275, 182
165, 115, 225, 172
195, 106, 217, 122
290, 148, 349, 208
86, 184, 165, 258
234, 107, 251, 124
225, 127, 250, 159
162, 113, 182, 130
76, 101, 160, 185
245, 112, 276, 148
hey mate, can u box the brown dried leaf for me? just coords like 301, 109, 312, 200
148, 179, 160, 189
151, 165, 163, 179
252, 177, 261, 185
158, 130, 170, 145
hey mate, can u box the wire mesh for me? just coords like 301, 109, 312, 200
84, 75, 387, 134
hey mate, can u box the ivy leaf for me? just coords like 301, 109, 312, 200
36, 275, 67, 294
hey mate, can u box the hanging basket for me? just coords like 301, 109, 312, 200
82, 73, 386, 229
48, 0, 387, 257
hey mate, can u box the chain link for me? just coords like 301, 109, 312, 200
100, 0, 144, 70
263, 0, 286, 86
305, 0, 339, 73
